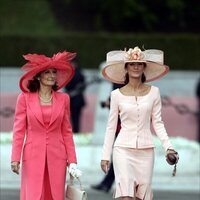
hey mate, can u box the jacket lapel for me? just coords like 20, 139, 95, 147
49, 91, 65, 127
28, 92, 45, 126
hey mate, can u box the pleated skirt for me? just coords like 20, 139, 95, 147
113, 147, 154, 199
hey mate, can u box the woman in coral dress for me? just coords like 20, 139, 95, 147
11, 51, 82, 200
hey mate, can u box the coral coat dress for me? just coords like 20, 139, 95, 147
11, 91, 77, 200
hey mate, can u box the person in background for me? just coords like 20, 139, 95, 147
91, 83, 124, 193
11, 51, 82, 200
65, 58, 86, 133
101, 47, 179, 200
196, 78, 200, 142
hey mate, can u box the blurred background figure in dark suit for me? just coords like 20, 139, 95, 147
196, 78, 200, 142
65, 59, 86, 133
91, 83, 124, 192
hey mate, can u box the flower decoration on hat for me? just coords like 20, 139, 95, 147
125, 46, 144, 61
102, 46, 169, 84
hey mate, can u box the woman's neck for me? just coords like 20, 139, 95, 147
38, 86, 52, 97
127, 78, 143, 90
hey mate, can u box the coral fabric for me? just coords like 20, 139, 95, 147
11, 91, 77, 200
19, 51, 76, 92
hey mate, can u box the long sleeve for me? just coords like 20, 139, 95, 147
61, 94, 77, 164
102, 91, 119, 161
151, 88, 173, 151
11, 93, 27, 162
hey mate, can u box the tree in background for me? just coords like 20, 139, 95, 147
48, 0, 200, 32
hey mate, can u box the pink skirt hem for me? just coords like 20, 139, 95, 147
113, 147, 154, 200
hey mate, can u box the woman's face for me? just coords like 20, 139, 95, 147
126, 62, 145, 79
39, 68, 57, 87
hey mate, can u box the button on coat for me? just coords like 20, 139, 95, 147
102, 86, 173, 161
11, 91, 77, 200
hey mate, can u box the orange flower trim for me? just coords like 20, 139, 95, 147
126, 47, 144, 61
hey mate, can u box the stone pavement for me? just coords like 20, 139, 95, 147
0, 189, 200, 200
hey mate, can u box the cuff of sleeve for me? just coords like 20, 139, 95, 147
101, 154, 111, 161
163, 144, 174, 152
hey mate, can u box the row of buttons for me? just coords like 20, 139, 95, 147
136, 98, 140, 148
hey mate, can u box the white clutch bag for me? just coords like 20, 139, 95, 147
66, 176, 87, 200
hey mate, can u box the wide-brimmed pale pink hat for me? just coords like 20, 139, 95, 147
102, 46, 169, 84
19, 51, 76, 92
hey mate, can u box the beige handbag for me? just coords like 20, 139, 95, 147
66, 175, 87, 200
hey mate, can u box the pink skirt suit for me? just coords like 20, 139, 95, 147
102, 86, 173, 199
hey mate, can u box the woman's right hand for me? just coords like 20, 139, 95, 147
11, 161, 20, 174
101, 160, 109, 174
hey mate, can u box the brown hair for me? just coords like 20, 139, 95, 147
27, 72, 58, 92
124, 62, 146, 84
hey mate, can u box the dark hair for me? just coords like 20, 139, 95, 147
124, 62, 146, 84
27, 72, 58, 92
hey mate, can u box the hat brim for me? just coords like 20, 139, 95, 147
20, 61, 74, 92
102, 61, 169, 84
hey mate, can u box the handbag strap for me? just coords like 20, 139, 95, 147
166, 149, 179, 177
69, 175, 84, 191
172, 164, 177, 177
171, 151, 178, 177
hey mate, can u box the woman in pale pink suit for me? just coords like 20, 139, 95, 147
11, 51, 82, 200
101, 47, 179, 200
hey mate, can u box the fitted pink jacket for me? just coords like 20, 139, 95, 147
102, 86, 173, 161
11, 91, 77, 200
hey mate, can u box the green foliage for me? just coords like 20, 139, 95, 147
59, 0, 200, 32
0, 0, 64, 35
0, 0, 199, 70
0, 33, 199, 70
1, 0, 198, 34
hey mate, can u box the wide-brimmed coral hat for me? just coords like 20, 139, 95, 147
102, 46, 169, 84
19, 51, 76, 92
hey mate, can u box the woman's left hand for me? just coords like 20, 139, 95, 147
68, 163, 82, 178
166, 149, 177, 156
166, 149, 179, 165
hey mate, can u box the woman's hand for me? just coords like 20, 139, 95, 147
101, 160, 109, 174
166, 149, 179, 165
166, 149, 178, 156
68, 163, 82, 178
11, 161, 20, 174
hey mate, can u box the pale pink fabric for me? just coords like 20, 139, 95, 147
113, 147, 154, 199
11, 91, 77, 200
102, 85, 173, 161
